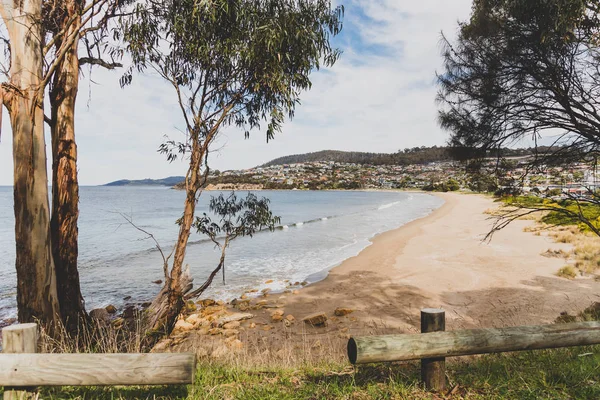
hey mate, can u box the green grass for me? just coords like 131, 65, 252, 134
7, 345, 598, 399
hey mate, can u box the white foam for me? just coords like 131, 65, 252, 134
321, 217, 328, 221
296, 222, 304, 226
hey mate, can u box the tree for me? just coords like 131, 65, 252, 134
0, 0, 129, 330
0, 0, 60, 326
437, 0, 600, 237
186, 192, 280, 299
44, 0, 128, 332
121, 0, 343, 336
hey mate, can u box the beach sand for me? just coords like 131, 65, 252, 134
174, 192, 600, 362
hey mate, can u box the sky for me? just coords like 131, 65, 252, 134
0, 0, 473, 186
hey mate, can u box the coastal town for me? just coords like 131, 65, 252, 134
206, 157, 600, 196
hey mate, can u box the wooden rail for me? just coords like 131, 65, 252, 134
348, 309, 600, 392
1, 324, 195, 399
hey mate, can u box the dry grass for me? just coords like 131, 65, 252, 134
556, 265, 578, 279
39, 319, 145, 354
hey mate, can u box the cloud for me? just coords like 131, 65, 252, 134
0, 0, 473, 185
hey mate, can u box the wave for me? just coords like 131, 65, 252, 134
378, 200, 403, 210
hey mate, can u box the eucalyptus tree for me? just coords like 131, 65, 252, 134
122, 0, 343, 334
44, 0, 128, 331
188, 192, 280, 299
0, 0, 127, 328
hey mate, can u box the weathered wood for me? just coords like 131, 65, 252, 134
3, 323, 38, 400
420, 308, 446, 392
0, 353, 196, 386
347, 321, 600, 364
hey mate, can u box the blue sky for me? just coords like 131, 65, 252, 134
0, 0, 473, 185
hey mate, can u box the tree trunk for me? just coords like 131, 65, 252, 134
145, 141, 200, 343
0, 0, 60, 327
49, 0, 87, 333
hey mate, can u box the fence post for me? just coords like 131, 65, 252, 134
420, 308, 446, 392
2, 323, 38, 400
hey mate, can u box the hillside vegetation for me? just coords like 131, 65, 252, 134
259, 147, 533, 168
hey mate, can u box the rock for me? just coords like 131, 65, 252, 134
223, 321, 241, 330
152, 279, 163, 284
249, 322, 256, 329
262, 325, 273, 331
340, 327, 349, 333
186, 314, 201, 325
173, 319, 194, 333
301, 281, 308, 286
302, 312, 327, 326
222, 329, 239, 337
198, 299, 217, 307
122, 305, 136, 319
272, 314, 283, 322
265, 279, 274, 284
238, 303, 250, 312
105, 304, 117, 314
292, 290, 300, 295
271, 309, 285, 317
249, 289, 258, 293
215, 313, 254, 327
217, 300, 225, 306
89, 308, 110, 324
334, 307, 354, 317
202, 305, 226, 316
208, 328, 221, 335
261, 288, 271, 295
285, 315, 295, 322
241, 294, 248, 300
257, 300, 268, 306
123, 296, 132, 301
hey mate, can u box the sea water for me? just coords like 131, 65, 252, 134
0, 187, 443, 321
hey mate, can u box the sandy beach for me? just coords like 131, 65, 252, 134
173, 192, 600, 361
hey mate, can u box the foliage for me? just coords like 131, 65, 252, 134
438, 0, 600, 165
261, 147, 535, 167
423, 178, 461, 192
195, 192, 280, 241
186, 192, 280, 298
121, 0, 344, 146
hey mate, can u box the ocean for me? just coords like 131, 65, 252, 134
0, 187, 444, 321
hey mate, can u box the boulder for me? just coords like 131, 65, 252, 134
334, 307, 354, 317
173, 319, 194, 333
222, 329, 239, 337
105, 305, 117, 314
272, 314, 283, 322
152, 280, 163, 284
185, 314, 201, 325
216, 313, 254, 327
302, 312, 327, 326
89, 308, 110, 324
198, 299, 216, 307
223, 321, 241, 330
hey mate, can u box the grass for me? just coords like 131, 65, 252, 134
556, 265, 578, 279
11, 346, 598, 399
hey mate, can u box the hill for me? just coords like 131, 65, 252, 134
258, 147, 533, 168
103, 176, 185, 187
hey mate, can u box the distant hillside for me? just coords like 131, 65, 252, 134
103, 176, 185, 187
260, 147, 534, 167
260, 148, 453, 167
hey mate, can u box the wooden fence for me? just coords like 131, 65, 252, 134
0, 323, 195, 400
347, 308, 600, 392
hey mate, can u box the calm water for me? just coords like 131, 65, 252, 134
0, 187, 443, 321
